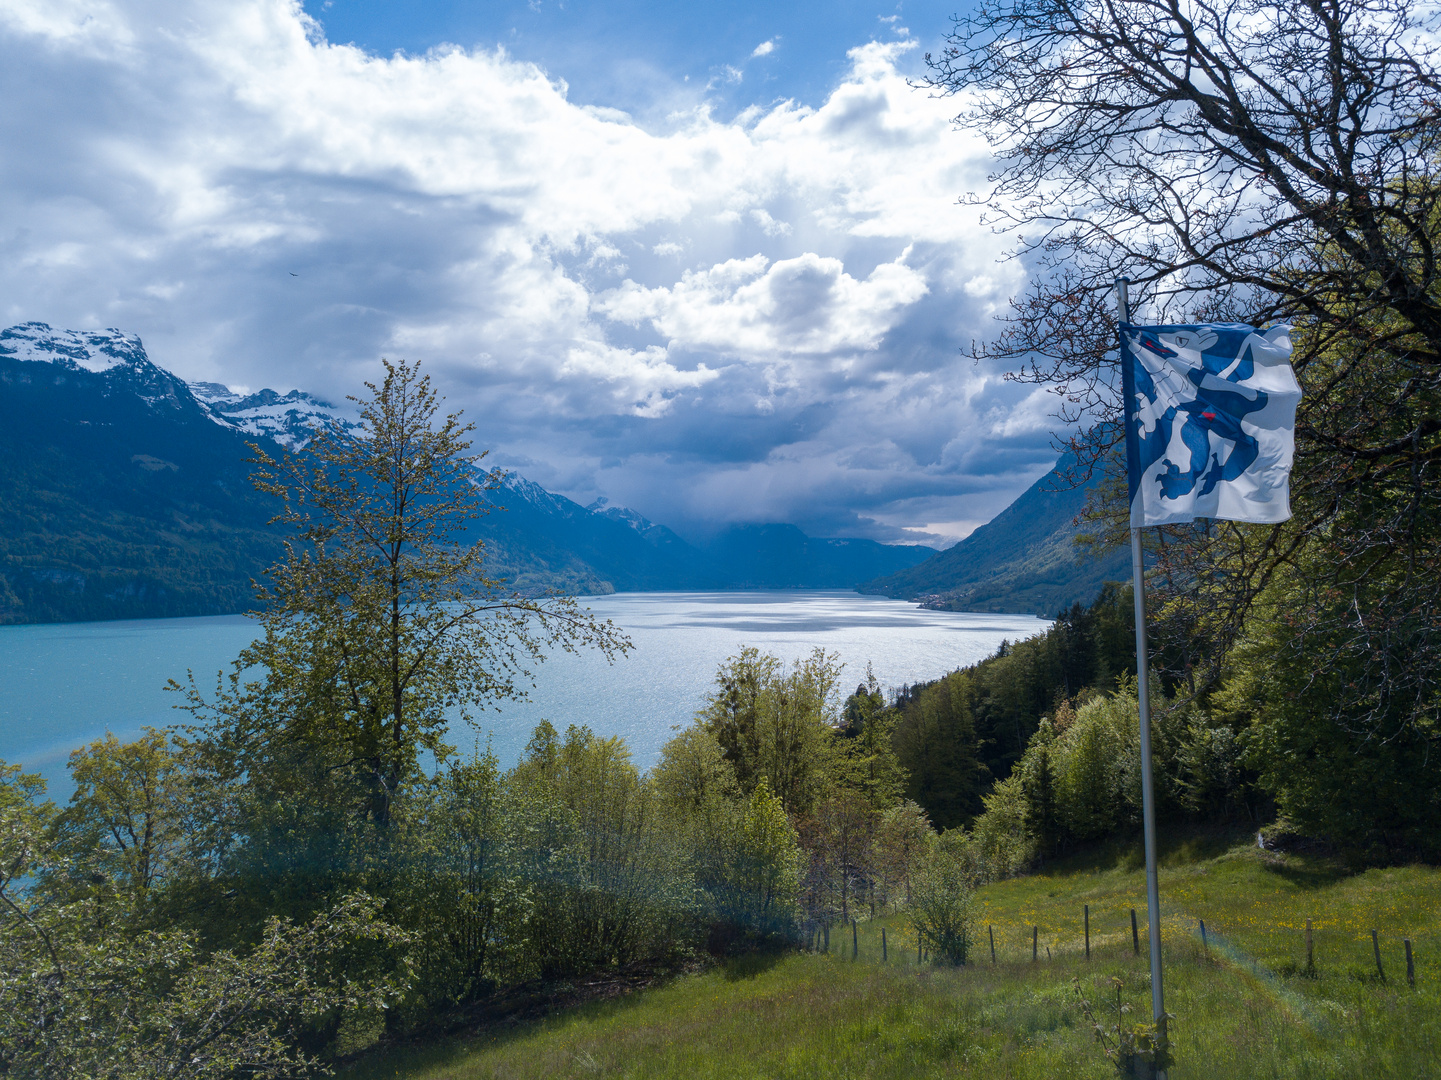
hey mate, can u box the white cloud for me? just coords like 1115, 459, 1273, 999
0, 0, 1052, 538
558, 340, 717, 418
751, 40, 775, 58
991, 388, 1057, 437
749, 208, 792, 237
597, 250, 928, 360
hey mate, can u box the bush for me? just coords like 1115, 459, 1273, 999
908, 842, 977, 965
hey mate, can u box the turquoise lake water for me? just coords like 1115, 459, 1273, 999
0, 590, 1047, 796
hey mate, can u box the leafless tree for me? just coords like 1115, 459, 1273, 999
924, 0, 1441, 737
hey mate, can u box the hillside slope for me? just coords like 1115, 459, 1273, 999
466, 480, 725, 595
345, 840, 1440, 1080
860, 451, 1129, 616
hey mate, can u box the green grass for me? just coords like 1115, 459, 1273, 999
345, 837, 1441, 1079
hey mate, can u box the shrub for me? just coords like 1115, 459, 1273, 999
908, 844, 977, 965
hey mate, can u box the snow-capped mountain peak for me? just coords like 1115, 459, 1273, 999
0, 321, 360, 452
3, 322, 650, 531
0, 322, 150, 374
188, 382, 360, 452
586, 496, 664, 536
1, 321, 202, 414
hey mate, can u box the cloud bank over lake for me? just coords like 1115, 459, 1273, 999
0, 0, 1062, 543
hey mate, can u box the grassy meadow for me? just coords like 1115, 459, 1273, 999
346, 834, 1440, 1080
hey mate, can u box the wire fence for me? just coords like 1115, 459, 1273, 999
806, 905, 1427, 990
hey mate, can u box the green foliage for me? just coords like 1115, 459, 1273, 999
835, 665, 907, 808
1219, 569, 1441, 860
970, 772, 1035, 879
965, 681, 1231, 870
350, 838, 1441, 1080
730, 780, 803, 939
0, 761, 411, 1079
47, 729, 219, 919
514, 724, 695, 979
909, 837, 978, 966
890, 583, 1137, 829
654, 728, 802, 945
393, 746, 532, 1010
1019, 721, 1061, 855
676, 649, 931, 937
697, 646, 846, 815
176, 358, 628, 833
3, 361, 707, 1062
1072, 976, 1173, 1076
800, 791, 878, 925
871, 801, 933, 910
652, 726, 739, 814
890, 669, 986, 828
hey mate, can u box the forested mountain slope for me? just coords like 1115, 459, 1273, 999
860, 450, 1129, 616
0, 326, 288, 623
705, 524, 932, 589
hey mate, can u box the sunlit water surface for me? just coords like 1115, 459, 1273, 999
0, 590, 1047, 797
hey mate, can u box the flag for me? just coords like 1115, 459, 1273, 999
1121, 322, 1301, 527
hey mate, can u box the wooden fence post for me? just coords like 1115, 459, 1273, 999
882, 927, 888, 962
1032, 926, 1038, 962
1405, 939, 1415, 988
1372, 929, 1385, 982
823, 923, 829, 953
1305, 918, 1314, 974
1084, 905, 1090, 960
989, 924, 996, 964
1131, 908, 1140, 955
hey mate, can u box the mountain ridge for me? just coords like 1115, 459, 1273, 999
0, 322, 934, 624
858, 449, 1130, 616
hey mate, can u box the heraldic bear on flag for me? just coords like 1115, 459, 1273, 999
1121, 322, 1302, 528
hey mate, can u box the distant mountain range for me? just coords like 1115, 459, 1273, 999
857, 447, 1129, 616
0, 322, 933, 624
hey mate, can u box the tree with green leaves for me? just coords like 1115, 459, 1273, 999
0, 762, 411, 1079
729, 779, 802, 939
909, 837, 977, 965
698, 647, 845, 815
176, 359, 630, 833
836, 664, 907, 809
50, 730, 204, 916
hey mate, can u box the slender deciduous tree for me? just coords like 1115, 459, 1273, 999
177, 359, 630, 829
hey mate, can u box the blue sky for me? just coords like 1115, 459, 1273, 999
302, 0, 956, 117
0, 0, 1063, 545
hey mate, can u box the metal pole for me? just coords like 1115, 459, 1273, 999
1120, 277, 1168, 1069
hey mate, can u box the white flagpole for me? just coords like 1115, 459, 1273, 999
1118, 277, 1168, 1072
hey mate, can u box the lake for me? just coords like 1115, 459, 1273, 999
0, 590, 1047, 796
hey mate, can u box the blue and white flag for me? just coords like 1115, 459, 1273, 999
1121, 322, 1301, 528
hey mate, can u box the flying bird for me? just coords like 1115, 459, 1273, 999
289, 272, 298, 277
